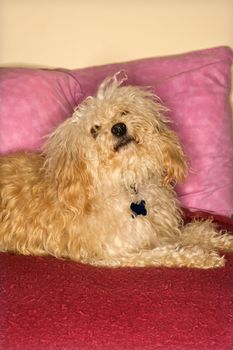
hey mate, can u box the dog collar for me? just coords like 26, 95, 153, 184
130, 200, 147, 218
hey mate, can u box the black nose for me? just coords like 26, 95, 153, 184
111, 123, 127, 137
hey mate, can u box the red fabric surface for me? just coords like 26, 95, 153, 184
0, 215, 233, 350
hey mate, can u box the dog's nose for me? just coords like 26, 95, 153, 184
111, 123, 127, 137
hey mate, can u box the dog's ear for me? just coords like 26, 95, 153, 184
43, 119, 93, 214
147, 96, 188, 185
160, 130, 187, 185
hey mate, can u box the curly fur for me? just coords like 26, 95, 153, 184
1, 72, 233, 268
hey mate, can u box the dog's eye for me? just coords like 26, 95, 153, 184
121, 110, 130, 116
90, 125, 101, 139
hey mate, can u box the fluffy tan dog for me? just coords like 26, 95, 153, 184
0, 73, 233, 268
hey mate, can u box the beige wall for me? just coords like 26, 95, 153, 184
1, 0, 233, 69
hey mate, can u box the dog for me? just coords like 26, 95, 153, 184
0, 72, 233, 268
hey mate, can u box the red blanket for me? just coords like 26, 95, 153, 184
0, 212, 233, 350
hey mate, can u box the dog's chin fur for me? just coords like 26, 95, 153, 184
0, 72, 233, 268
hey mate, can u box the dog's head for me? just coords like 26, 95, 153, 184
43, 72, 187, 210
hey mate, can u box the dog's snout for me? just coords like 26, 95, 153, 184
111, 123, 127, 137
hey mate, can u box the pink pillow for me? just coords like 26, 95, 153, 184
0, 68, 82, 153
0, 48, 232, 217
70, 47, 233, 217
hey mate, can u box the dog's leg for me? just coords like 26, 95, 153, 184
181, 220, 233, 252
85, 244, 225, 269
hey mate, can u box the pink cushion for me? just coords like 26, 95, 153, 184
0, 48, 232, 217
0, 68, 82, 153
70, 46, 233, 217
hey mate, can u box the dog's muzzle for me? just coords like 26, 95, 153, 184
114, 135, 136, 152
112, 122, 136, 151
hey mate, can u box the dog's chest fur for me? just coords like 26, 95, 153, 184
82, 183, 179, 258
